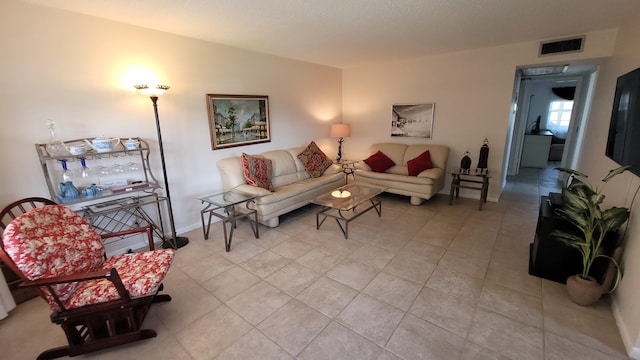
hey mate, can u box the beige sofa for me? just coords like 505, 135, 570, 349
354, 143, 450, 205
217, 146, 344, 227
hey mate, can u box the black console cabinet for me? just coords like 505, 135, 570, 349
529, 195, 616, 284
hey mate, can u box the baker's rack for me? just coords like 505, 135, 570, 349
35, 138, 170, 253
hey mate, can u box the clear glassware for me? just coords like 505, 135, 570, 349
126, 162, 141, 172
58, 159, 73, 182
95, 165, 111, 184
45, 119, 69, 156
112, 163, 125, 175
79, 158, 91, 180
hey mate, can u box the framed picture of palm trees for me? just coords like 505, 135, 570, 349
206, 94, 271, 150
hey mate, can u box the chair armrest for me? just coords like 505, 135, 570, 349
20, 269, 114, 287
101, 225, 155, 250
21, 268, 131, 310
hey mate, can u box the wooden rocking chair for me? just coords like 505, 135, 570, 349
0, 203, 175, 359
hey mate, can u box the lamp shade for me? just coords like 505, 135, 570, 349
331, 123, 351, 138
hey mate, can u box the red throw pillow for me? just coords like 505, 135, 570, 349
241, 153, 274, 191
297, 141, 333, 178
407, 150, 433, 176
363, 151, 395, 172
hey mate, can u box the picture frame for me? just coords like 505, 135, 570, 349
391, 103, 434, 139
206, 94, 271, 150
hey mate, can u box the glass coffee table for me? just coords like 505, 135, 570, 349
312, 183, 387, 239
197, 190, 259, 252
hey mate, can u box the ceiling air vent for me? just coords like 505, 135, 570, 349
539, 36, 585, 56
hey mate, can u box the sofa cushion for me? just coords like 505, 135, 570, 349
242, 153, 274, 191
261, 149, 309, 188
255, 174, 341, 206
364, 150, 396, 172
297, 141, 333, 178
369, 143, 407, 166
403, 144, 449, 170
407, 150, 433, 176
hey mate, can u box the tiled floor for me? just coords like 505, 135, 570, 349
0, 165, 631, 359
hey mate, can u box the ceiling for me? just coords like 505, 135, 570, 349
24, 0, 640, 69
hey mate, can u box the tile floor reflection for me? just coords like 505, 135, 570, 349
0, 165, 631, 359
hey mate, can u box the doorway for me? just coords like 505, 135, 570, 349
507, 64, 599, 179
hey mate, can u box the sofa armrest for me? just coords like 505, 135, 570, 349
235, 184, 272, 196
417, 167, 444, 179
354, 160, 371, 171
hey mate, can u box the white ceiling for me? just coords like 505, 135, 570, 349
24, 0, 640, 69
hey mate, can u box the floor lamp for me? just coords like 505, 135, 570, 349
134, 84, 189, 249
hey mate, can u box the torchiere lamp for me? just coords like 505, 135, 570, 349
134, 84, 189, 249
331, 123, 351, 162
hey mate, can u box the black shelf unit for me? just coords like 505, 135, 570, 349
529, 195, 617, 284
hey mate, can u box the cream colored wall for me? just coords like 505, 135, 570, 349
0, 0, 342, 233
581, 12, 640, 357
342, 29, 618, 202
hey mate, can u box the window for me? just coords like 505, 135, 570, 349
548, 100, 573, 128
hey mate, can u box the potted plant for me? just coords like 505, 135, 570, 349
551, 165, 631, 306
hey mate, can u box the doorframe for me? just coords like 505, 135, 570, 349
506, 67, 598, 180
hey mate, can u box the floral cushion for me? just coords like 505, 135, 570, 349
2, 205, 105, 307
297, 141, 333, 178
61, 249, 175, 310
242, 153, 274, 191
1, 205, 174, 311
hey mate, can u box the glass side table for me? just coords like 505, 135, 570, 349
197, 190, 259, 252
447, 168, 493, 210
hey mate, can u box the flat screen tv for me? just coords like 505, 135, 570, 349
605, 67, 640, 177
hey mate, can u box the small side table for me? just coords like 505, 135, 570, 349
197, 190, 259, 252
448, 168, 492, 210
337, 160, 358, 184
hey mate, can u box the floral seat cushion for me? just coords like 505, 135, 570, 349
62, 249, 174, 309
2, 205, 174, 311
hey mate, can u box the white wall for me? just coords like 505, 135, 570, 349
0, 0, 342, 234
581, 11, 640, 357
342, 29, 618, 201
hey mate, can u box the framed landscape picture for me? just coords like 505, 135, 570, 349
206, 94, 270, 150
391, 103, 434, 139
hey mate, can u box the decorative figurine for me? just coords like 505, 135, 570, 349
478, 138, 489, 169
460, 151, 472, 170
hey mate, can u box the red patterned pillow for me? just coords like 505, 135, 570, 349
297, 141, 333, 178
241, 153, 274, 191
364, 150, 395, 172
407, 150, 433, 176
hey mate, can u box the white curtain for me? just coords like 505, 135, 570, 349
0, 270, 16, 319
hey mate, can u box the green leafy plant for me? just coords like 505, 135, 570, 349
552, 165, 631, 280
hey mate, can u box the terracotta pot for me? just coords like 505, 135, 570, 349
566, 275, 602, 306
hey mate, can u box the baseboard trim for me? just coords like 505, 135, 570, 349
611, 295, 638, 359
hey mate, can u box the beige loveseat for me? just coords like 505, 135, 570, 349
354, 143, 450, 205
217, 146, 344, 227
